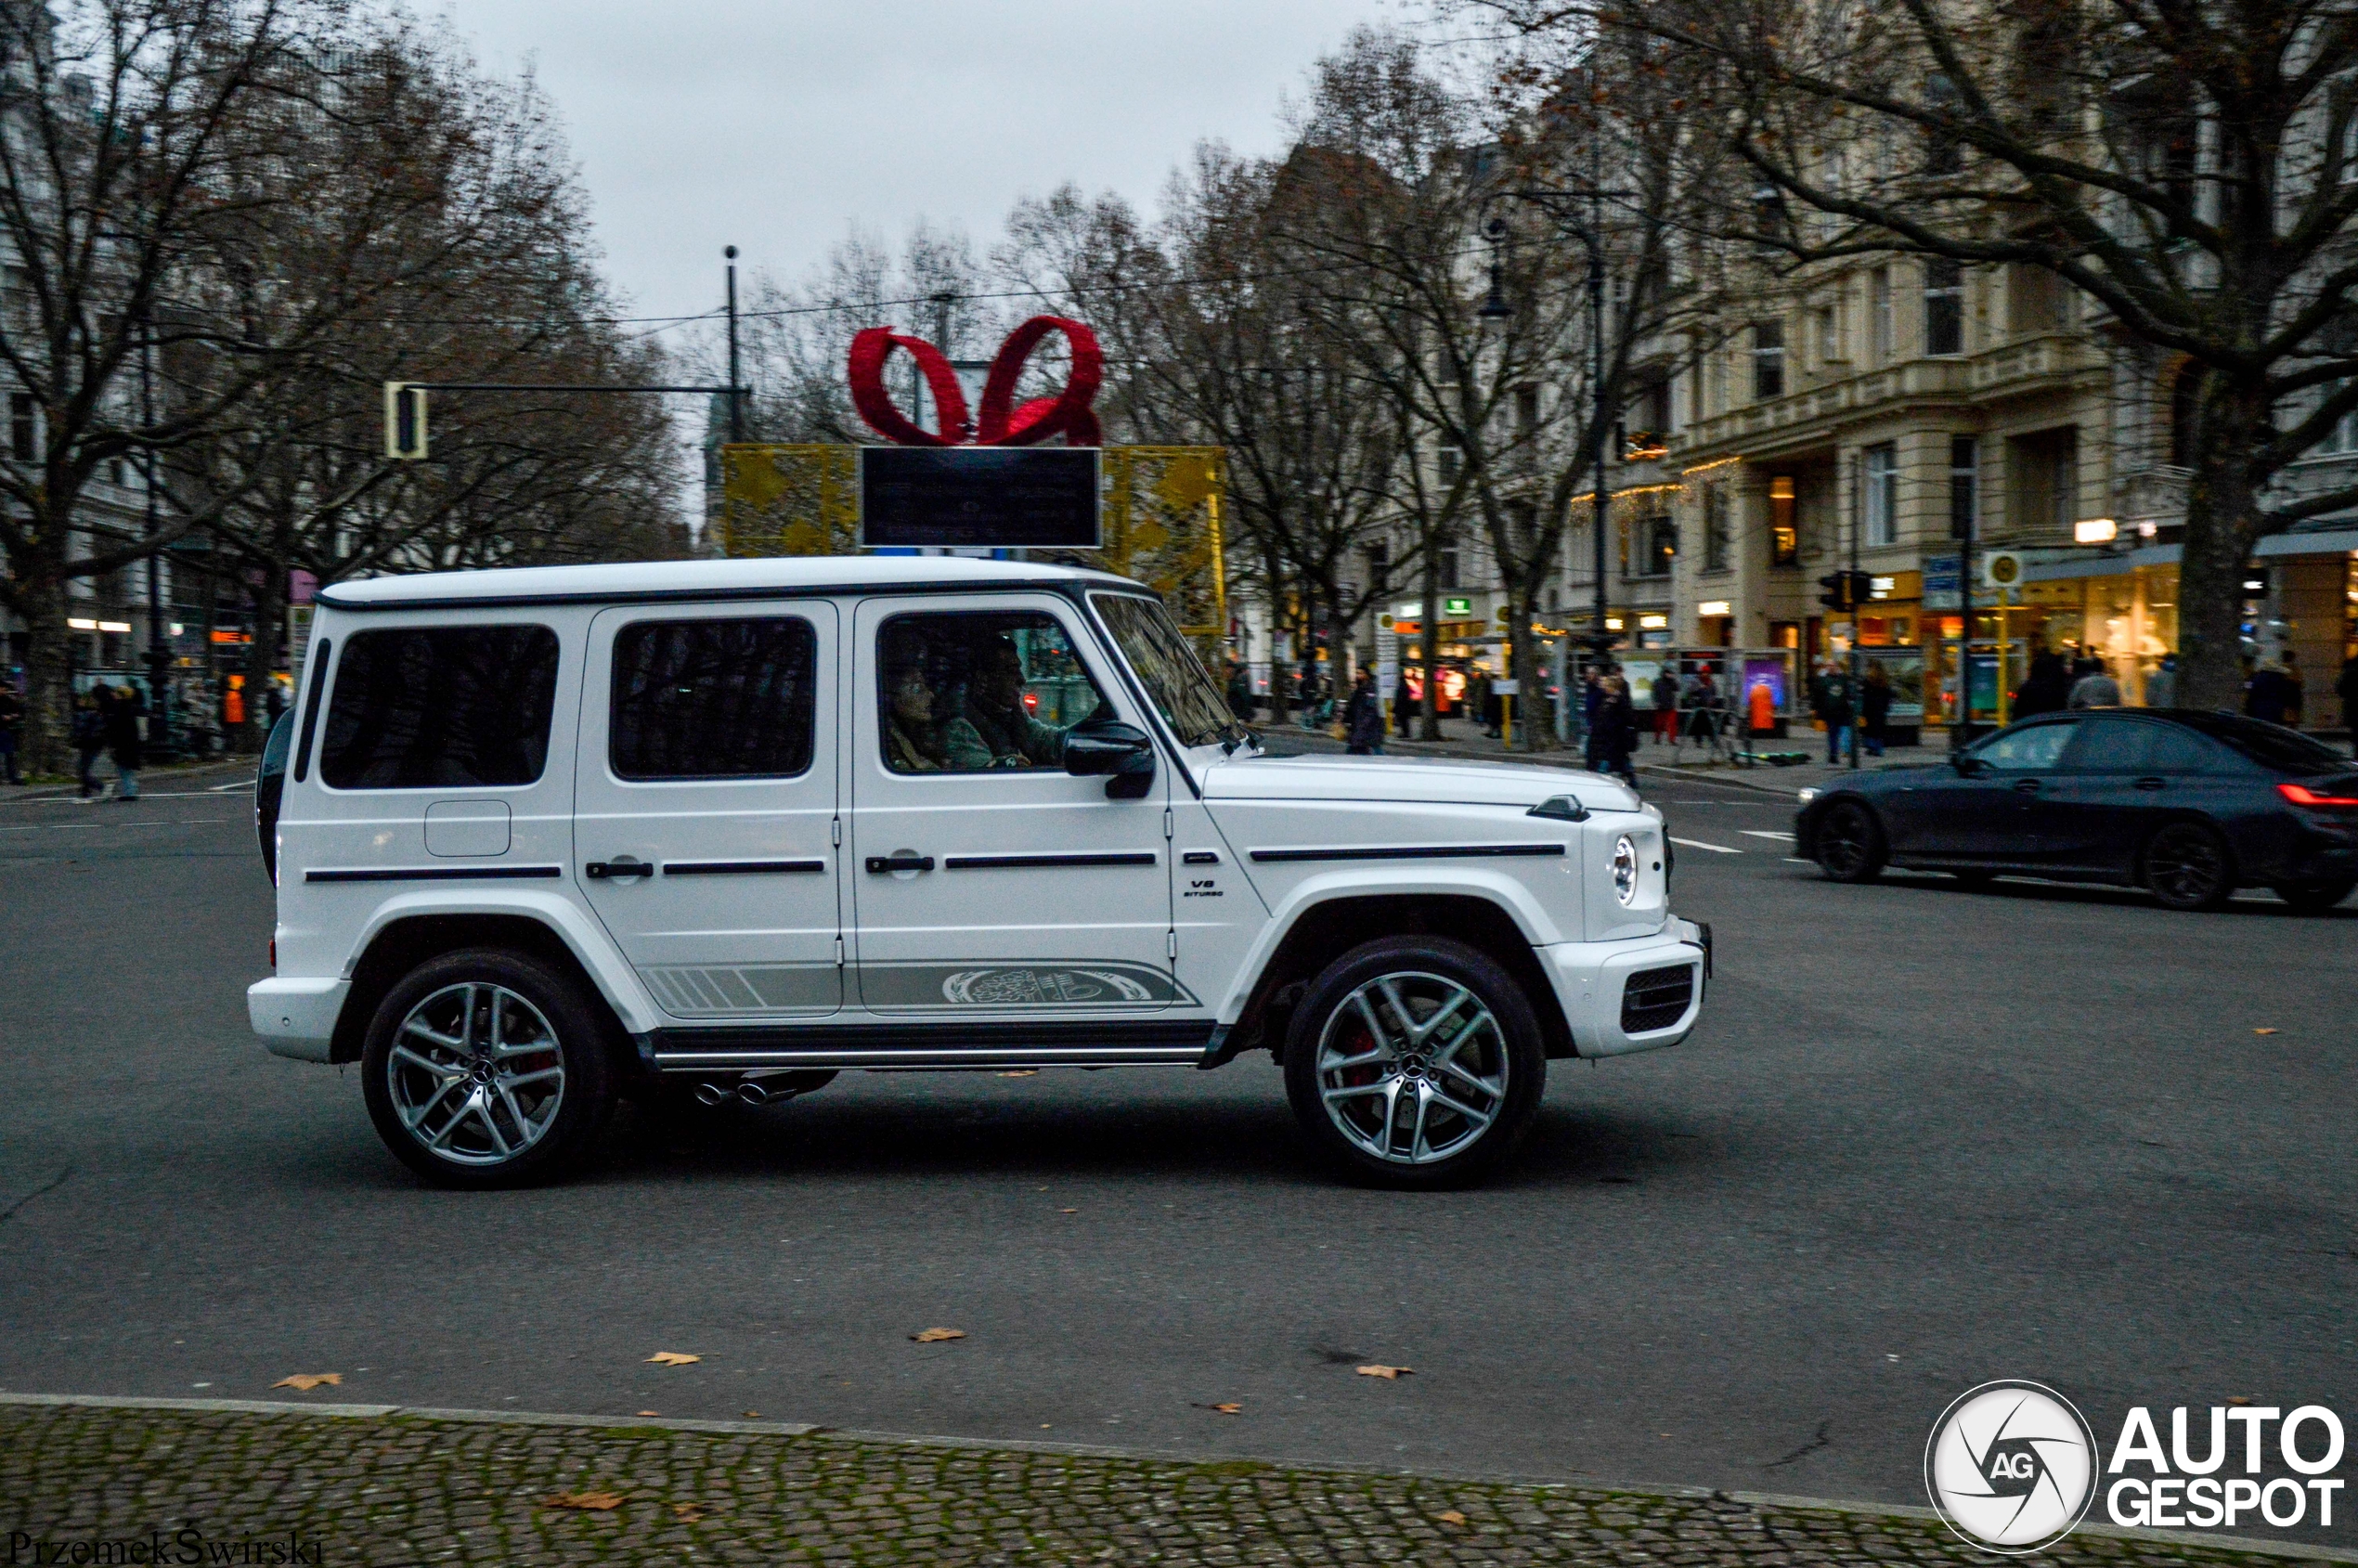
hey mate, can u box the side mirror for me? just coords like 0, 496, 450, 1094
1952, 754, 1987, 778
1063, 719, 1157, 799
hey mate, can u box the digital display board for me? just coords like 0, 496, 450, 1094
860, 447, 1101, 550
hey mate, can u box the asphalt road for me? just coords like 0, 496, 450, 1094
1, 763, 2352, 1546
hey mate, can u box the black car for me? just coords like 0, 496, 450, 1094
1794, 709, 2358, 912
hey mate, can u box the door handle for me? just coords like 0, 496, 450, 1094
864, 853, 935, 875
584, 857, 652, 880
2013, 780, 2042, 794
2133, 776, 2167, 791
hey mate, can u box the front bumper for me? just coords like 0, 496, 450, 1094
248, 977, 347, 1063
1539, 917, 1708, 1057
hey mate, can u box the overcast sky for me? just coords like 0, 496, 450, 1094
438, 0, 1406, 337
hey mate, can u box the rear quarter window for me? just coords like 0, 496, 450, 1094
319, 625, 560, 789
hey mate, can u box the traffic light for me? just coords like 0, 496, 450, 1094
382, 382, 428, 460
1818, 569, 1872, 611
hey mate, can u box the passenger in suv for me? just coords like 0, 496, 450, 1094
251, 558, 1708, 1189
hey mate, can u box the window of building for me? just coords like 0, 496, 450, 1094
10, 394, 32, 462
1642, 518, 1678, 577
2170, 363, 2206, 467
876, 611, 1108, 774
1514, 384, 1540, 434
2007, 264, 2064, 335
1924, 259, 1964, 356
1439, 538, 1461, 590
2010, 428, 2079, 534
1815, 302, 1842, 365
1924, 73, 1963, 175
1949, 437, 1979, 539
1704, 483, 1731, 570
1769, 475, 1800, 564
320, 625, 561, 790
1869, 268, 1894, 365
1753, 318, 1786, 400
1436, 446, 1461, 487
1863, 444, 1899, 547
610, 617, 818, 781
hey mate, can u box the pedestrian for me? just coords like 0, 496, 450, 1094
1811, 662, 1855, 764
2144, 653, 2177, 709
1651, 668, 1678, 746
1225, 659, 1254, 724
1581, 666, 1607, 771
1859, 662, 1894, 758
2067, 658, 2122, 709
103, 684, 144, 800
2283, 650, 2306, 728
1472, 668, 1499, 739
0, 675, 22, 786
72, 690, 106, 798
1684, 665, 1725, 756
2013, 649, 2071, 716
2338, 653, 2358, 744
1343, 668, 1384, 756
2245, 659, 2299, 727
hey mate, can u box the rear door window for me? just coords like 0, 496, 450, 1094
610, 616, 818, 781
319, 625, 560, 789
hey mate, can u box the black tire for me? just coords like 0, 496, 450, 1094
1813, 800, 1886, 883
361, 948, 619, 1189
2273, 878, 2355, 913
2142, 821, 2236, 912
1282, 936, 1546, 1190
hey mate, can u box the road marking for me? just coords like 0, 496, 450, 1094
1783, 857, 1815, 865
1742, 831, 1796, 842
1668, 836, 1742, 854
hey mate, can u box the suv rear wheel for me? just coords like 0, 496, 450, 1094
361, 948, 618, 1188
1283, 937, 1545, 1189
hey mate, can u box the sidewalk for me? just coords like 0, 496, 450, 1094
1, 1396, 2336, 1567
0, 755, 254, 804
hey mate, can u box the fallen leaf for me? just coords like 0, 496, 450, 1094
2228, 1395, 2253, 1406
2254, 1028, 2279, 1035
671, 1503, 706, 1523
542, 1492, 625, 1511
1436, 1510, 1469, 1526
1060, 1208, 1078, 1214
634, 1410, 661, 1417
1355, 1365, 1414, 1380
1210, 1403, 1242, 1414
272, 1374, 342, 1392
742, 1410, 761, 1419
645, 1352, 701, 1366
911, 1328, 966, 1342
998, 1069, 1038, 1078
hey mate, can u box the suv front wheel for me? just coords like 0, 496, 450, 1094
361, 949, 618, 1188
1283, 937, 1545, 1188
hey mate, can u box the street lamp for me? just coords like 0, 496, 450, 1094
1478, 217, 1513, 324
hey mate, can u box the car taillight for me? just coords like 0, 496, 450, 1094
2278, 783, 2358, 809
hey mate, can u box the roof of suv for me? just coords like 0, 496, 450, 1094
316, 555, 1143, 611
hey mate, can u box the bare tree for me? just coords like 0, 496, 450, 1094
1482, 0, 2358, 708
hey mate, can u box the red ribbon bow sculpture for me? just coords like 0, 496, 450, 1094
848, 316, 1103, 447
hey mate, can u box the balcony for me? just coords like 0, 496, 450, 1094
1679, 333, 2107, 458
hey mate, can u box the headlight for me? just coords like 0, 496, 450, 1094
1797, 787, 1818, 804
1612, 834, 1639, 905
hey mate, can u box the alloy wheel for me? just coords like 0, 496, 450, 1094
384, 982, 566, 1166
1314, 971, 1509, 1165
2144, 824, 2229, 909
1817, 803, 1878, 880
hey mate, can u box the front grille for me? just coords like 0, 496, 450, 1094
1620, 964, 1695, 1034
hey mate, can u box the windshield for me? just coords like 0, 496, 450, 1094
1090, 592, 1249, 749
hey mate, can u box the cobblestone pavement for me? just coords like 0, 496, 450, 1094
0, 1401, 2336, 1567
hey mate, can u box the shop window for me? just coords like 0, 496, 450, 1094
1863, 445, 1898, 547
1924, 260, 1964, 356
1769, 475, 1800, 564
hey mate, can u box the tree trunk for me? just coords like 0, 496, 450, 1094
240, 577, 283, 752
1419, 541, 1443, 741
16, 576, 70, 777
2175, 398, 2267, 713
1509, 587, 1547, 751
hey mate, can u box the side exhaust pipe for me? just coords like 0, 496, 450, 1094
693, 1081, 731, 1108
735, 1080, 771, 1106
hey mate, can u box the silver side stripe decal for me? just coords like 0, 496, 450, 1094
304, 865, 563, 884
1246, 844, 1567, 864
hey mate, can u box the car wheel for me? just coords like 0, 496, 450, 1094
2142, 822, 2236, 912
361, 948, 618, 1189
1283, 937, 1545, 1190
2272, 877, 2355, 913
1813, 801, 1885, 883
